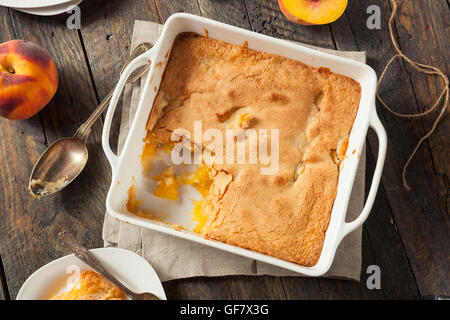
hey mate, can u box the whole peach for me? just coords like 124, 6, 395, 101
0, 40, 58, 120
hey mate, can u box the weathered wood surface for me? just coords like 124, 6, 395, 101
0, 0, 448, 299
0, 6, 107, 298
342, 0, 449, 296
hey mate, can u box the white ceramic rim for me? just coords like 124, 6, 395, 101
0, 0, 73, 9
102, 13, 387, 277
12, 0, 82, 16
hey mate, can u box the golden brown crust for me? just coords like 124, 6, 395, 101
50, 270, 126, 300
148, 34, 361, 266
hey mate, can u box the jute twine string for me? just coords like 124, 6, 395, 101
376, 0, 449, 190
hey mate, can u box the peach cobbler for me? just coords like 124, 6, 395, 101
128, 33, 361, 266
50, 270, 126, 300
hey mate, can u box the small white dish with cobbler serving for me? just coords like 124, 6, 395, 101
16, 247, 166, 300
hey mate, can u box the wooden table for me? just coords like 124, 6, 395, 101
0, 0, 448, 300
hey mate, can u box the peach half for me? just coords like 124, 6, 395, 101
278, 0, 348, 25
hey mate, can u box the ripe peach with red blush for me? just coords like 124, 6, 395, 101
0, 40, 58, 120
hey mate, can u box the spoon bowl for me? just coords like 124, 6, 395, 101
29, 137, 88, 196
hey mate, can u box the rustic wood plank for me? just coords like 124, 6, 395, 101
78, 0, 161, 152
362, 141, 419, 298
7, 11, 109, 232
0, 6, 53, 300
163, 277, 232, 300
386, 0, 449, 296
328, 3, 420, 299
0, 7, 108, 298
389, 0, 449, 208
7, 10, 112, 222
318, 227, 384, 299
280, 277, 324, 300
0, 255, 8, 300
79, 0, 160, 100
226, 276, 287, 300
244, 0, 335, 48
197, 0, 251, 30
337, 0, 449, 296
153, 0, 201, 22
0, 8, 15, 301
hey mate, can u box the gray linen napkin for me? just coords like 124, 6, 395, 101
103, 20, 367, 281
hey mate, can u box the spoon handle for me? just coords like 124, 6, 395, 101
57, 230, 138, 300
74, 89, 114, 140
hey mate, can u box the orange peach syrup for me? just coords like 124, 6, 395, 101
142, 131, 214, 232
184, 166, 213, 233
126, 177, 143, 214
152, 166, 181, 201
181, 165, 213, 198
191, 199, 208, 233
151, 164, 213, 232
151, 165, 213, 208
126, 177, 167, 221
141, 138, 157, 173
141, 130, 175, 173
146, 164, 212, 233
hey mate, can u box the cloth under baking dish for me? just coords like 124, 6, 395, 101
103, 20, 367, 281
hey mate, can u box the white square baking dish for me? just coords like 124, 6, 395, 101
102, 13, 387, 277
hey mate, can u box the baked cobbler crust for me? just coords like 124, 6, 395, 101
50, 270, 126, 300
144, 33, 361, 266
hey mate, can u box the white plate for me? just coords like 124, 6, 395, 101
0, 0, 74, 9
0, 0, 73, 9
16, 247, 166, 300
12, 0, 82, 16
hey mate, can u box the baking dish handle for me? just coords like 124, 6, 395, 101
102, 52, 151, 169
340, 108, 387, 240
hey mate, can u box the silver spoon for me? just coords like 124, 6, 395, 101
29, 43, 152, 197
57, 230, 160, 300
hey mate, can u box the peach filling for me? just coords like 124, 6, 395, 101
137, 135, 214, 231
152, 166, 180, 201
